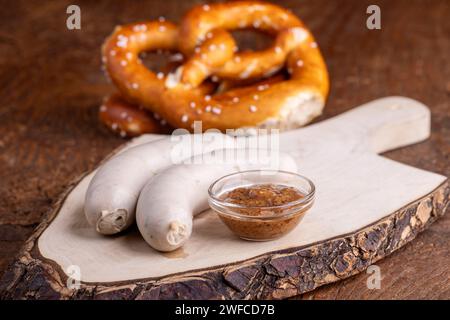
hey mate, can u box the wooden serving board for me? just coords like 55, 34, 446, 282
0, 97, 448, 300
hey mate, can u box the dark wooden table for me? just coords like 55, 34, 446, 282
0, 0, 448, 299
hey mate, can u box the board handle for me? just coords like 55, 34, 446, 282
327, 96, 431, 154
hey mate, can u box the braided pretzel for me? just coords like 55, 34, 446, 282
102, 1, 329, 132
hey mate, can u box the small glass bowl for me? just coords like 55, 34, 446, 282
208, 170, 315, 241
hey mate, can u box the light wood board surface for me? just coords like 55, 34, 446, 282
37, 97, 446, 284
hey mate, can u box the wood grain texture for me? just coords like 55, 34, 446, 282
0, 0, 449, 299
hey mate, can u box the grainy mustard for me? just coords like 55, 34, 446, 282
217, 184, 308, 240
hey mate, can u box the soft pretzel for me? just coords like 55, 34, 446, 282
102, 1, 329, 131
99, 93, 172, 137
100, 73, 285, 137
178, 1, 306, 86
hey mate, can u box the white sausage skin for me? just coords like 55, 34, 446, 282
84, 133, 232, 235
136, 150, 297, 252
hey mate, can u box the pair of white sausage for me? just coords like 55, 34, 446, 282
84, 134, 297, 252
84, 133, 233, 234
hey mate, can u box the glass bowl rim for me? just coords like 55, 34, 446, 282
207, 169, 316, 214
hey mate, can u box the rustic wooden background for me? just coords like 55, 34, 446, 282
0, 0, 448, 299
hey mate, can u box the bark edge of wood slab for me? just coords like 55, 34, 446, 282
1, 97, 448, 300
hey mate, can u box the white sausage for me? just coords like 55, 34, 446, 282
136, 149, 297, 252
84, 133, 233, 235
